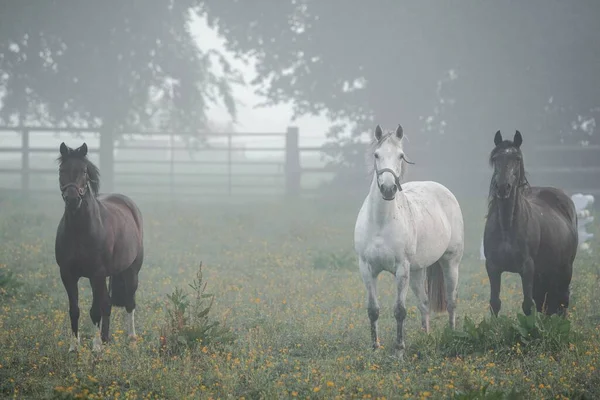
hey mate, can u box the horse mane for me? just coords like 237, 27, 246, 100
487, 140, 530, 212
58, 152, 101, 196
365, 131, 407, 181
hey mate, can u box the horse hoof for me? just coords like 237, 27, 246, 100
128, 334, 138, 343
92, 337, 103, 353
68, 336, 80, 352
395, 349, 405, 361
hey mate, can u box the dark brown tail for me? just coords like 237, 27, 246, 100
427, 263, 447, 313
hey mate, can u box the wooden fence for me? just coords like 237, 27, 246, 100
0, 126, 332, 200
407, 144, 600, 199
1, 125, 599, 201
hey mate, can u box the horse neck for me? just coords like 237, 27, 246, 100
64, 194, 102, 233
494, 189, 527, 238
366, 176, 407, 227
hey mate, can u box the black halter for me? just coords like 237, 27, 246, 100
60, 181, 88, 200
373, 157, 414, 192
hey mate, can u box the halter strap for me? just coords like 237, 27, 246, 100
374, 159, 402, 191
60, 182, 88, 197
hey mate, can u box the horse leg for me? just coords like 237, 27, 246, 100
533, 282, 547, 314
549, 282, 571, 318
409, 267, 429, 333
439, 256, 460, 330
520, 258, 535, 316
393, 262, 410, 360
556, 288, 570, 318
124, 264, 141, 340
486, 261, 502, 316
60, 270, 80, 352
359, 258, 381, 349
90, 275, 111, 352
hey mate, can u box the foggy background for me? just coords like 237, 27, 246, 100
0, 1, 599, 202
2, 4, 600, 397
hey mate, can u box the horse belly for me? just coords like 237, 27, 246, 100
412, 211, 452, 268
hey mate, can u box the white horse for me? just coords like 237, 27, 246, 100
354, 124, 464, 359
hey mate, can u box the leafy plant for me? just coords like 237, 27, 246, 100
439, 308, 575, 357
159, 262, 233, 356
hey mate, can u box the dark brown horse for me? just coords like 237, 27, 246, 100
483, 131, 578, 317
55, 142, 144, 352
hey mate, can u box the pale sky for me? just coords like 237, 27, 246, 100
189, 13, 330, 146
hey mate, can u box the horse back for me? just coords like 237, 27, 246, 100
528, 187, 577, 227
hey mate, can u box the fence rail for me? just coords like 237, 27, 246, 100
1, 125, 599, 200
0, 125, 332, 199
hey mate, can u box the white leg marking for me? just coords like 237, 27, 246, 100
92, 324, 102, 352
68, 333, 80, 352
127, 310, 137, 339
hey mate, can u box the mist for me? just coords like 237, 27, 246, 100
0, 2, 599, 398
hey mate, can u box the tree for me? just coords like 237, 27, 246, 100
0, 0, 239, 132
201, 0, 600, 174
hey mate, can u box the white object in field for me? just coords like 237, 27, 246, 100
480, 193, 594, 260
572, 193, 594, 252
480, 239, 485, 261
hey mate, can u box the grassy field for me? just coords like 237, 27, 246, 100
0, 193, 599, 399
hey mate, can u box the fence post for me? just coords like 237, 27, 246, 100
285, 126, 301, 198
227, 132, 233, 195
169, 131, 175, 198
99, 126, 115, 193
21, 127, 30, 195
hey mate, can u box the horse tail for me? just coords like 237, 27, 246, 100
426, 263, 447, 313
109, 275, 129, 308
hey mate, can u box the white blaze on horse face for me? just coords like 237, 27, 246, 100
126, 310, 136, 338
375, 137, 405, 189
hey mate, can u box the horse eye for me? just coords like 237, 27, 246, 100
374, 153, 379, 159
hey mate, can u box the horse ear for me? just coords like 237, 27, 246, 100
375, 125, 383, 141
59, 142, 71, 156
513, 131, 523, 148
494, 130, 503, 146
77, 143, 88, 157
395, 124, 404, 139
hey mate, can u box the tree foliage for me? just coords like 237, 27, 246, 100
0, 0, 239, 131
201, 0, 600, 167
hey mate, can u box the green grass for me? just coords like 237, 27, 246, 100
0, 194, 599, 399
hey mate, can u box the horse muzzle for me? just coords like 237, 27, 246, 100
495, 183, 512, 199
375, 165, 403, 201
64, 195, 82, 211
61, 183, 86, 211
379, 183, 401, 201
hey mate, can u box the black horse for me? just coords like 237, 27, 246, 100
483, 131, 578, 317
55, 142, 144, 352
